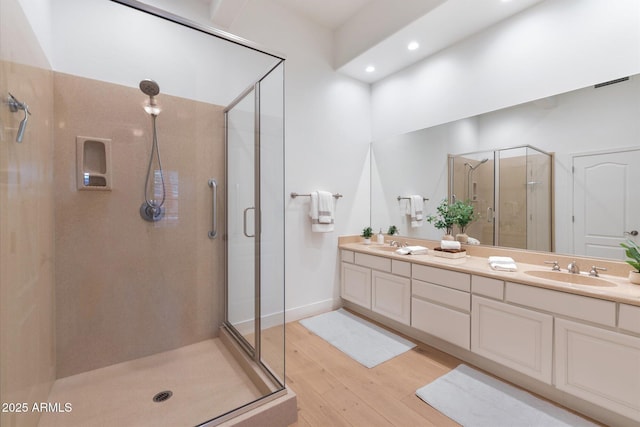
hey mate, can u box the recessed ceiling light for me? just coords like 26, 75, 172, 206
408, 41, 420, 51
365, 65, 375, 73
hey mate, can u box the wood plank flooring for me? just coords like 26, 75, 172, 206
284, 311, 599, 427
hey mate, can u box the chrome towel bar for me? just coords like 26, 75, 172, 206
291, 192, 343, 199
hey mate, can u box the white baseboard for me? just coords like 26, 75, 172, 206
284, 298, 341, 323
228, 298, 341, 335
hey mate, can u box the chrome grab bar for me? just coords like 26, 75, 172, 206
208, 179, 217, 239
243, 207, 255, 238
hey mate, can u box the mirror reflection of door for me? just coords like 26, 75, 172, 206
572, 148, 640, 259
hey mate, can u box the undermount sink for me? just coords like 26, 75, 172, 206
524, 270, 616, 287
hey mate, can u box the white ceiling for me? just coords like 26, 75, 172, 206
202, 0, 547, 83
272, 0, 375, 30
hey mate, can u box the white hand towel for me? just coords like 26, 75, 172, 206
488, 256, 517, 271
310, 191, 334, 233
395, 246, 428, 255
406, 195, 424, 228
317, 190, 334, 224
440, 240, 461, 250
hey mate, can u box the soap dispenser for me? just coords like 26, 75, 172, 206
377, 228, 385, 244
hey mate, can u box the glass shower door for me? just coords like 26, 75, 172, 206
226, 87, 257, 350
225, 63, 285, 388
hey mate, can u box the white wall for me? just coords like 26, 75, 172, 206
371, 0, 640, 141
227, 0, 372, 321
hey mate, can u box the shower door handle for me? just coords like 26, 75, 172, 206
487, 207, 494, 223
243, 207, 255, 238
208, 179, 217, 239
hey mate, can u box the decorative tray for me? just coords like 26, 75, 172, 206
433, 247, 467, 259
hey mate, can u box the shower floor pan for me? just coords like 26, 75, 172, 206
37, 335, 294, 427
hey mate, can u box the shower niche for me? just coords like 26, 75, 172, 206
448, 145, 554, 251
76, 136, 112, 190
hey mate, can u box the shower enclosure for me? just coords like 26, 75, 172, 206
1, 0, 290, 426
448, 145, 553, 251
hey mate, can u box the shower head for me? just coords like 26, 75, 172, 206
139, 79, 160, 97
465, 158, 489, 171
139, 79, 161, 115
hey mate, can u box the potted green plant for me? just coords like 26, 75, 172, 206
450, 200, 476, 243
426, 199, 456, 240
361, 226, 373, 244
387, 225, 399, 236
620, 239, 640, 284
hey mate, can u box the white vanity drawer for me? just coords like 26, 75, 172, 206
506, 282, 616, 327
413, 279, 470, 312
472, 275, 504, 300
412, 265, 470, 292
354, 253, 391, 272
412, 297, 470, 350
341, 250, 354, 263
619, 304, 640, 335
392, 260, 411, 277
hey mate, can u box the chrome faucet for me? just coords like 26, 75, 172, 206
544, 261, 561, 271
390, 240, 409, 248
589, 266, 607, 277
567, 261, 580, 274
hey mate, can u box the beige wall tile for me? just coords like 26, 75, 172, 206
54, 73, 226, 377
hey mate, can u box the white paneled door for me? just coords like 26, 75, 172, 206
572, 148, 640, 259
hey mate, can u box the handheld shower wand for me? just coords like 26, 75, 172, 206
138, 80, 166, 222
7, 93, 31, 143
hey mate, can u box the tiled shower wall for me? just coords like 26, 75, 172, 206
0, 4, 56, 427
54, 73, 226, 378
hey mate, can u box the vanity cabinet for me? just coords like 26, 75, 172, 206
341, 262, 371, 308
411, 265, 471, 350
340, 250, 410, 322
555, 318, 640, 422
340, 243, 640, 425
372, 271, 411, 324
471, 295, 553, 384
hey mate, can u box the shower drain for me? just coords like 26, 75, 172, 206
153, 390, 173, 403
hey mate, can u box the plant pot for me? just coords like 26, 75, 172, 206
629, 271, 640, 285
455, 233, 469, 244
363, 238, 371, 245
442, 234, 455, 241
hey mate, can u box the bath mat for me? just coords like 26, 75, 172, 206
416, 364, 598, 427
299, 309, 415, 368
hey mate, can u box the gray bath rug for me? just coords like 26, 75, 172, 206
299, 308, 415, 368
416, 364, 598, 427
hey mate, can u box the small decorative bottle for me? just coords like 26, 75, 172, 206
377, 228, 385, 244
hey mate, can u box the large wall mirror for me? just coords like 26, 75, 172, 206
371, 74, 640, 260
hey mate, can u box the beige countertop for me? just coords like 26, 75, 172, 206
339, 238, 640, 307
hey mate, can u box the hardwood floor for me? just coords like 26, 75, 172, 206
284, 311, 600, 427
285, 314, 461, 427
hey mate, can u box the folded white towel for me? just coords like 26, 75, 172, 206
488, 256, 517, 271
466, 237, 480, 245
488, 256, 515, 264
490, 262, 518, 272
395, 245, 428, 255
440, 240, 461, 250
406, 195, 424, 228
310, 191, 334, 233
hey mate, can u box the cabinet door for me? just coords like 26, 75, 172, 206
412, 297, 470, 350
471, 296, 553, 384
372, 271, 411, 325
555, 318, 640, 422
341, 262, 371, 308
